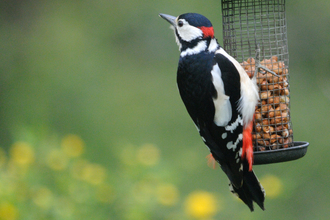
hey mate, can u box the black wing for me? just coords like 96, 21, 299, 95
177, 51, 244, 187
201, 52, 244, 188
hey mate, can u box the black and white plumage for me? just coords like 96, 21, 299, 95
160, 13, 265, 211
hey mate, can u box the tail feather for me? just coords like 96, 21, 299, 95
229, 161, 265, 211
229, 182, 254, 211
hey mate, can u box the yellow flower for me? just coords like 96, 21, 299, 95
136, 143, 160, 166
81, 163, 107, 185
156, 183, 179, 206
119, 144, 136, 166
70, 159, 89, 180
260, 174, 283, 198
47, 149, 68, 171
9, 142, 35, 166
0, 147, 7, 168
0, 202, 18, 220
95, 184, 115, 203
61, 134, 85, 158
132, 180, 154, 203
68, 182, 91, 203
184, 191, 218, 219
32, 187, 53, 209
54, 197, 75, 219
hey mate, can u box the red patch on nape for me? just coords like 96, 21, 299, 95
199, 26, 214, 38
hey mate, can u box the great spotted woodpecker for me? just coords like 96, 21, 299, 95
160, 13, 265, 211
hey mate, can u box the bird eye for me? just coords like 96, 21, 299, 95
178, 20, 183, 27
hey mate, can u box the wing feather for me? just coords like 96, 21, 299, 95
210, 64, 232, 126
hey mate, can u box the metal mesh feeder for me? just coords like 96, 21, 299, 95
221, 0, 308, 164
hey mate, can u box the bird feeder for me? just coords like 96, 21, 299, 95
221, 0, 308, 164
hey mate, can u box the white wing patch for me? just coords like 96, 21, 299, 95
211, 64, 232, 126
225, 115, 243, 133
216, 48, 259, 127
226, 133, 243, 151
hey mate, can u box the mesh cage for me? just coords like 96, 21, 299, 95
221, 0, 293, 152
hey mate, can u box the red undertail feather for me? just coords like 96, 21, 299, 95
242, 118, 254, 171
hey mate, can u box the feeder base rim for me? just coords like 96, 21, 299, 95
253, 141, 309, 165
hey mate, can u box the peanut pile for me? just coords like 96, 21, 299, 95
241, 56, 293, 151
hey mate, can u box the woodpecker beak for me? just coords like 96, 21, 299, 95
159, 13, 176, 26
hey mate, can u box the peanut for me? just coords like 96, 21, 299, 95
260, 91, 271, 99
242, 56, 293, 150
247, 57, 255, 64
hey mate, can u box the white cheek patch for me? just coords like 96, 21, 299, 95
177, 23, 203, 42
170, 25, 182, 50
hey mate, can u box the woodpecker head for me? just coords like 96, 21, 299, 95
159, 13, 217, 53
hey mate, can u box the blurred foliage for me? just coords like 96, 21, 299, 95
0, 0, 330, 219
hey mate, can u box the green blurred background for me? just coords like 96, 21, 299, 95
0, 0, 329, 219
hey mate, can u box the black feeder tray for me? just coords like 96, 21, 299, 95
221, 0, 308, 165
254, 141, 309, 165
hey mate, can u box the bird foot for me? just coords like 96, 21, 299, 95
206, 153, 217, 169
